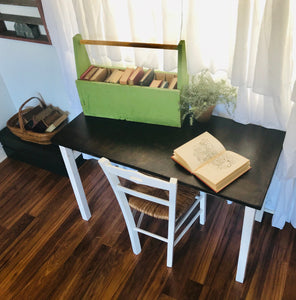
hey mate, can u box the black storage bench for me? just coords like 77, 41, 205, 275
0, 127, 84, 177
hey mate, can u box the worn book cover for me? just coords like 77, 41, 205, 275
83, 66, 98, 80
149, 79, 163, 88
109, 70, 124, 83
139, 69, 155, 86
168, 77, 177, 89
80, 65, 94, 79
160, 81, 169, 88
120, 68, 134, 84
89, 68, 108, 82
128, 67, 144, 85
166, 73, 177, 82
105, 69, 119, 83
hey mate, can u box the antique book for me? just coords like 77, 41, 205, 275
171, 132, 251, 192
45, 114, 68, 133
105, 69, 119, 83
149, 79, 163, 88
33, 106, 54, 123
139, 69, 154, 86
83, 66, 99, 80
120, 68, 134, 84
89, 68, 108, 82
22, 105, 44, 124
165, 73, 177, 82
31, 120, 48, 133
128, 67, 144, 85
80, 65, 94, 79
26, 107, 64, 133
168, 77, 178, 89
155, 72, 166, 81
160, 81, 169, 88
111, 70, 124, 83
43, 110, 62, 127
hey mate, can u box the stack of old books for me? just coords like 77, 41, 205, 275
22, 104, 68, 133
80, 65, 178, 89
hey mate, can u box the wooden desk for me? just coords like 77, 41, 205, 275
52, 113, 285, 283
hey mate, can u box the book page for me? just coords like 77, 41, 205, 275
174, 132, 226, 172
193, 151, 250, 186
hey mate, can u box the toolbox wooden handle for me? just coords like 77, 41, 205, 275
80, 39, 179, 50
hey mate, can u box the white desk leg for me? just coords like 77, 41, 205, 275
255, 199, 265, 223
235, 206, 255, 283
59, 146, 91, 221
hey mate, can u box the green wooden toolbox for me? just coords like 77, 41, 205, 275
73, 34, 188, 127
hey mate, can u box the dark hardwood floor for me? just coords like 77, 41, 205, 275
0, 157, 295, 299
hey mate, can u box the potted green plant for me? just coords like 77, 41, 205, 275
180, 69, 237, 123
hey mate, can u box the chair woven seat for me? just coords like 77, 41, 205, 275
127, 183, 198, 220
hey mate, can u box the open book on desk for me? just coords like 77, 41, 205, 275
171, 132, 251, 192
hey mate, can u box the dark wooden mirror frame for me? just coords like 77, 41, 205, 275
0, 0, 51, 44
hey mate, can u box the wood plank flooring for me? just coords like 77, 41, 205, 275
0, 157, 295, 299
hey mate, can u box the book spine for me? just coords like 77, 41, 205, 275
168, 77, 178, 89
45, 114, 68, 133
120, 68, 134, 85
83, 67, 99, 80
149, 79, 163, 88
80, 65, 94, 80
160, 81, 169, 88
128, 67, 144, 85
139, 69, 155, 86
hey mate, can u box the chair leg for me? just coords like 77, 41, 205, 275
167, 240, 174, 267
118, 202, 142, 255
125, 220, 141, 255
167, 212, 175, 267
129, 230, 142, 255
199, 191, 207, 225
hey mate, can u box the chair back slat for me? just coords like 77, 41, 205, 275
105, 161, 174, 190
117, 185, 170, 206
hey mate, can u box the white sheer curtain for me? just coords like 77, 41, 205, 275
42, 0, 296, 229
231, 0, 296, 229
72, 0, 182, 71
42, 0, 82, 119
181, 0, 238, 76
232, 0, 294, 130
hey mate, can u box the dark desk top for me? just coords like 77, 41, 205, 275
53, 113, 285, 209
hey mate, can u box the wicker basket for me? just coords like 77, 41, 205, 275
7, 96, 66, 145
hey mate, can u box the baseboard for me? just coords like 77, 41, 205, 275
0, 142, 7, 163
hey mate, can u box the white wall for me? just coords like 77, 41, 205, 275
0, 38, 71, 116
0, 73, 16, 129
0, 37, 72, 163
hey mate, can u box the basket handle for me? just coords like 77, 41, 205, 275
18, 96, 47, 131
80, 39, 179, 50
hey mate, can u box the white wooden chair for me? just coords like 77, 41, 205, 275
98, 157, 207, 267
